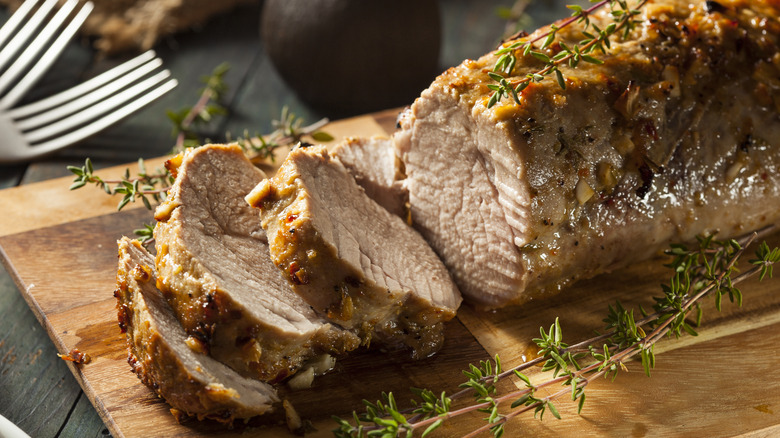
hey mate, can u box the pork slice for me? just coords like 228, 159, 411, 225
246, 145, 462, 358
331, 136, 408, 218
115, 237, 278, 422
154, 144, 360, 382
394, 0, 780, 308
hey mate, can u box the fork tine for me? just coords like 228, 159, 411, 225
7, 50, 157, 119
0, 1, 94, 109
0, 0, 59, 73
0, 0, 39, 50
14, 57, 163, 130
0, 0, 89, 106
27, 78, 178, 156
24, 70, 175, 143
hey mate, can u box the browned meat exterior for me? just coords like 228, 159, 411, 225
246, 145, 462, 358
331, 136, 408, 218
115, 237, 278, 422
154, 145, 360, 382
394, 0, 780, 309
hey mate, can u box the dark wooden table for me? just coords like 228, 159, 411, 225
0, 1, 573, 436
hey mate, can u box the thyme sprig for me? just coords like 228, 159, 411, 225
486, 0, 647, 108
68, 63, 233, 213
334, 227, 779, 437
67, 105, 330, 216
133, 222, 156, 247
231, 106, 333, 162
168, 62, 230, 152
67, 64, 332, 247
67, 157, 174, 211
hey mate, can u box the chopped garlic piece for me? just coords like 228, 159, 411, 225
575, 179, 595, 205
283, 399, 303, 434
287, 367, 315, 390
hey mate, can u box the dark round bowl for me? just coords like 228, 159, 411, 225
261, 0, 441, 116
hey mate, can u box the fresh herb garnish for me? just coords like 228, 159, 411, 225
67, 63, 332, 246
167, 62, 230, 152
231, 106, 333, 162
68, 156, 173, 211
333, 227, 779, 437
487, 0, 647, 108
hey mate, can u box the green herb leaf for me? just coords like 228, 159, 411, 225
421, 419, 443, 438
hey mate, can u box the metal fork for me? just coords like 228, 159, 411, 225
0, 50, 178, 162
0, 0, 94, 109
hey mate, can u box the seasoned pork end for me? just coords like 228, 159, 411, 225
115, 237, 278, 422
331, 136, 408, 218
394, 0, 780, 308
154, 144, 360, 382
246, 145, 462, 358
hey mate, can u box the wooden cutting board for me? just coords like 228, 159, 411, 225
1, 109, 779, 438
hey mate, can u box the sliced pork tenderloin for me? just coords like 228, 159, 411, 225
331, 136, 408, 218
115, 237, 278, 422
394, 0, 780, 308
246, 145, 462, 358
153, 144, 360, 382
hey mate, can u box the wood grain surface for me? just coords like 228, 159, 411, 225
2, 109, 780, 438
0, 2, 633, 436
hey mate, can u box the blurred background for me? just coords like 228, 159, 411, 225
0, 1, 580, 436
0, 0, 582, 183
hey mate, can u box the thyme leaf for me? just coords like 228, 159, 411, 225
170, 62, 230, 153
133, 222, 155, 246
230, 106, 331, 162
68, 157, 173, 213
486, 0, 648, 108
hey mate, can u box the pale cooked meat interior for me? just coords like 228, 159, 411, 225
116, 237, 278, 421
394, 0, 780, 308
331, 136, 408, 218
247, 144, 461, 358
154, 144, 360, 382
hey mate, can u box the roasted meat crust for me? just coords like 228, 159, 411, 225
154, 145, 360, 382
115, 237, 278, 422
395, 0, 780, 308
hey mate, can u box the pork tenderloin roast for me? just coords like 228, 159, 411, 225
394, 0, 780, 308
153, 145, 361, 382
246, 145, 461, 358
115, 237, 278, 421
331, 136, 408, 219
112, 0, 780, 423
